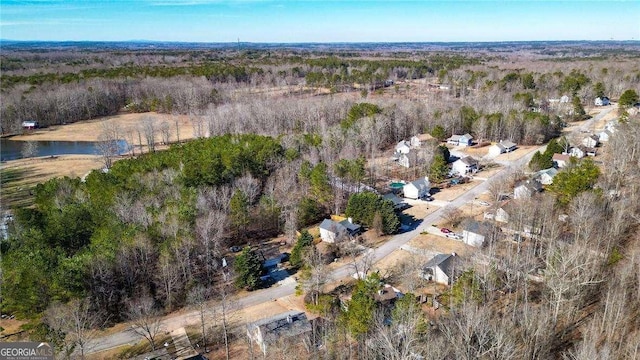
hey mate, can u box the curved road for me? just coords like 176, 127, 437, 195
87, 106, 615, 354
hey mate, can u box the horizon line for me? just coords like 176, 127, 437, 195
2, 39, 639, 44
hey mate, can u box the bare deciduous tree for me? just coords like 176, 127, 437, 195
127, 296, 163, 351
96, 122, 122, 169
45, 298, 103, 359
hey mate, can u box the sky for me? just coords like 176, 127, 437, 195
1, 0, 639, 42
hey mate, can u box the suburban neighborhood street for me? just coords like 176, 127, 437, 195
86, 106, 615, 355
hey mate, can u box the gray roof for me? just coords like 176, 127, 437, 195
515, 180, 543, 192
408, 177, 430, 191
339, 219, 361, 233
320, 218, 360, 234
383, 193, 405, 207
459, 156, 478, 166
319, 219, 345, 233
464, 220, 496, 235
249, 311, 312, 345
538, 167, 559, 178
423, 254, 457, 277
499, 140, 517, 149
396, 140, 410, 150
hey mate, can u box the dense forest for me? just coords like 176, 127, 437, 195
1, 42, 640, 359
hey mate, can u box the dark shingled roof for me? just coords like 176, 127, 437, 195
249, 311, 312, 345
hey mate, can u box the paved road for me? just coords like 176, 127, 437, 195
87, 107, 615, 354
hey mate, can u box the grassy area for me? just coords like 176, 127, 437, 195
0, 167, 37, 208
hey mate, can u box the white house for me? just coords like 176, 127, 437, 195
487, 140, 517, 157
536, 167, 559, 185
247, 311, 312, 355
421, 253, 459, 285
514, 180, 543, 200
21, 120, 38, 129
451, 156, 478, 175
410, 135, 421, 148
398, 154, 411, 168
595, 97, 610, 106
552, 153, 571, 168
560, 95, 570, 103
598, 130, 612, 142
568, 147, 585, 158
483, 207, 510, 223
582, 135, 599, 148
395, 140, 411, 155
319, 218, 361, 243
462, 221, 495, 247
447, 133, 474, 147
403, 176, 430, 199
447, 135, 461, 145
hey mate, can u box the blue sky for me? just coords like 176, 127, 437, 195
1, 1, 639, 42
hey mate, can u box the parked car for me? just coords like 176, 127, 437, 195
424, 196, 434, 202
229, 246, 242, 253
440, 228, 452, 234
446, 233, 463, 240
478, 201, 490, 206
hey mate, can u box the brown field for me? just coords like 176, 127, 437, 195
11, 112, 196, 143
1, 155, 103, 208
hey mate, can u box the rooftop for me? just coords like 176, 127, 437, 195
249, 311, 312, 345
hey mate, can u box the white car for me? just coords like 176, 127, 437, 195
478, 201, 490, 206
446, 233, 463, 240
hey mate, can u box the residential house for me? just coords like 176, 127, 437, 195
319, 218, 361, 243
594, 96, 610, 106
487, 140, 517, 157
604, 120, 617, 133
483, 207, 510, 223
421, 253, 459, 285
398, 154, 411, 168
373, 284, 403, 306
446, 133, 474, 146
247, 311, 312, 355
403, 176, 430, 200
383, 193, 407, 210
458, 133, 474, 146
568, 147, 585, 158
598, 130, 612, 142
21, 120, 38, 129
560, 95, 570, 103
514, 180, 543, 200
552, 153, 571, 168
582, 135, 599, 148
451, 156, 479, 175
535, 167, 559, 185
395, 140, 411, 155
462, 221, 497, 247
410, 135, 421, 148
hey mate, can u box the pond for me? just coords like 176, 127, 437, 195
0, 139, 129, 161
